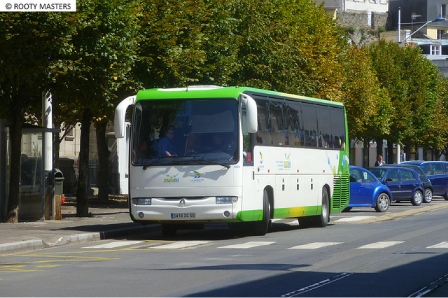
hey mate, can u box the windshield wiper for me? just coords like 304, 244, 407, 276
193, 159, 230, 169
142, 157, 174, 170
142, 156, 230, 170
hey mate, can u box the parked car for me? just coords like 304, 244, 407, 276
401, 161, 448, 200
348, 166, 392, 212
368, 166, 424, 206
387, 164, 433, 203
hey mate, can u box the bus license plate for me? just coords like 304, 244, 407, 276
171, 213, 195, 219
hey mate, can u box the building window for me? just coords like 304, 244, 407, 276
430, 44, 442, 55
64, 126, 75, 141
442, 5, 447, 18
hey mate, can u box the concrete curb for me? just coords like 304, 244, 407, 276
336, 203, 448, 224
0, 240, 44, 253
0, 225, 155, 254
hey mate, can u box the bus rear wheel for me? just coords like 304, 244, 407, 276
252, 190, 271, 236
315, 189, 330, 227
298, 189, 329, 228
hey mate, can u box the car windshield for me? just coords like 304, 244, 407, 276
131, 98, 239, 167
369, 167, 387, 179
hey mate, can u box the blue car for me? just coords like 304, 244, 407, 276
348, 166, 392, 212
402, 161, 448, 200
368, 166, 424, 206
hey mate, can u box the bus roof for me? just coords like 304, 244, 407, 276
135, 86, 344, 107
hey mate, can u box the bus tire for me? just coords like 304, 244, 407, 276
253, 190, 271, 236
161, 224, 177, 236
315, 189, 330, 227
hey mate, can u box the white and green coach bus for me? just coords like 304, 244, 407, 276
114, 86, 350, 236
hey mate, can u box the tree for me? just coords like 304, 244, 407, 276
135, 0, 241, 88
370, 40, 448, 161
233, 0, 348, 101
342, 45, 392, 167
0, 12, 70, 222
50, 0, 142, 215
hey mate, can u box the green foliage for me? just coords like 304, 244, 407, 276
49, 0, 142, 120
234, 0, 349, 101
342, 45, 392, 142
136, 0, 241, 88
369, 40, 448, 151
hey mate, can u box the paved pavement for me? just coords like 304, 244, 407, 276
0, 197, 154, 255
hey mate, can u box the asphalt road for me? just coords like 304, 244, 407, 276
1, 199, 448, 297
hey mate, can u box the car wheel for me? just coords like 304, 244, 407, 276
374, 192, 390, 212
423, 188, 433, 203
411, 190, 423, 206
444, 190, 448, 201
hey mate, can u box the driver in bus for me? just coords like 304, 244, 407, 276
158, 127, 177, 156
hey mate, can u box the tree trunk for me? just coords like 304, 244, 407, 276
76, 109, 91, 217
375, 138, 383, 158
96, 120, 110, 201
362, 138, 369, 168
5, 106, 25, 223
387, 140, 394, 165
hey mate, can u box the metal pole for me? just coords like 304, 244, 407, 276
398, 7, 401, 43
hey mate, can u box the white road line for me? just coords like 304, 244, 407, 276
152, 241, 211, 249
289, 242, 342, 249
357, 241, 403, 249
427, 242, 448, 249
83, 241, 142, 249
336, 216, 375, 222
218, 241, 275, 249
282, 273, 353, 297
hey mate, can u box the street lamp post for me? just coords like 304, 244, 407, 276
395, 7, 445, 163
398, 7, 445, 44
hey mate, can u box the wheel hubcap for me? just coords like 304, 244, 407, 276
415, 192, 423, 204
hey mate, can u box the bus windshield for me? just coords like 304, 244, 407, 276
132, 98, 239, 166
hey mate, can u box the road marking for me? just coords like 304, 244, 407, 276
357, 241, 403, 249
83, 241, 142, 249
152, 241, 211, 249
289, 242, 342, 249
336, 216, 375, 222
427, 242, 448, 249
218, 241, 275, 249
282, 272, 353, 297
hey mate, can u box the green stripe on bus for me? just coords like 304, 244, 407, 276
237, 206, 321, 222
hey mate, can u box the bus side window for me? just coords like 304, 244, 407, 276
242, 109, 254, 165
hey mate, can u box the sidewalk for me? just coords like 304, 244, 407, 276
0, 197, 155, 254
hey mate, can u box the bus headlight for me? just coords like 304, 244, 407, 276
216, 196, 238, 204
132, 198, 152, 205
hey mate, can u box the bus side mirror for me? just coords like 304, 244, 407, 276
114, 96, 135, 138
241, 94, 258, 133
